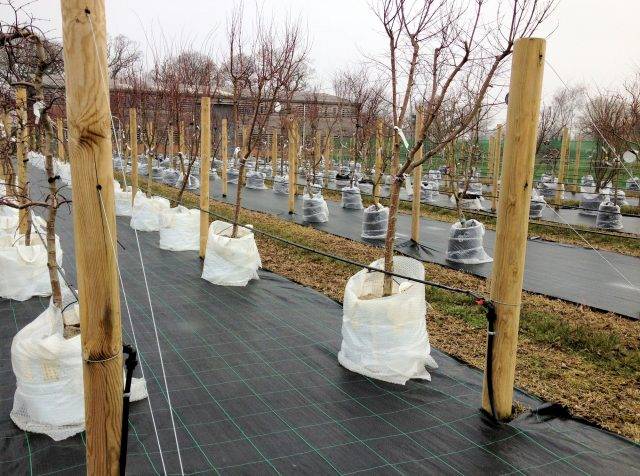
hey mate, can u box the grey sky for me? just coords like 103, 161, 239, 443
20, 0, 640, 103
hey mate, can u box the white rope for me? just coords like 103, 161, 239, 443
87, 12, 184, 475
96, 190, 168, 476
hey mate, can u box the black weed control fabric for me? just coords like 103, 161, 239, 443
203, 180, 640, 320
0, 174, 638, 474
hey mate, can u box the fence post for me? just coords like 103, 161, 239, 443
200, 97, 211, 259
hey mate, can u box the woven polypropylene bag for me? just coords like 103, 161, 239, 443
159, 206, 200, 251
130, 195, 171, 232
201, 220, 262, 286
0, 234, 63, 301
11, 302, 147, 441
338, 256, 437, 385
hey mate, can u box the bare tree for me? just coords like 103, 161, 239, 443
107, 34, 142, 81
226, 4, 308, 237
0, 0, 69, 309
375, 0, 553, 295
536, 86, 584, 156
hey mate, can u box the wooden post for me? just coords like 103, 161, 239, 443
288, 119, 298, 214
271, 129, 277, 166
411, 108, 423, 242
129, 108, 138, 199
15, 86, 28, 235
60, 1, 124, 472
241, 124, 249, 186
167, 125, 174, 167
482, 38, 546, 420
1, 113, 12, 191
572, 135, 582, 193
487, 135, 495, 182
146, 121, 153, 195
373, 119, 383, 203
491, 124, 503, 212
323, 135, 332, 186
179, 120, 185, 155
555, 126, 569, 205
56, 117, 66, 162
314, 131, 321, 176
221, 118, 228, 197
199, 97, 211, 259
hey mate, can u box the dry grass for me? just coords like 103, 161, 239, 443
137, 178, 640, 442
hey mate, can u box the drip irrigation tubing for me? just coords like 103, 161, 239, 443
258, 176, 640, 238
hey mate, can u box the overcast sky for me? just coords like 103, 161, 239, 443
16, 0, 640, 104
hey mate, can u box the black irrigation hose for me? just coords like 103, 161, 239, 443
275, 178, 640, 239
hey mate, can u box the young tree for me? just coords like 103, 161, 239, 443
107, 34, 142, 81
536, 85, 584, 156
333, 68, 385, 187
0, 0, 68, 308
375, 0, 553, 295
225, 4, 308, 237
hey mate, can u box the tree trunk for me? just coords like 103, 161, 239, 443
43, 120, 62, 308
382, 139, 402, 296
231, 155, 247, 237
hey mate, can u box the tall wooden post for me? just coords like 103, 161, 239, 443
167, 125, 174, 167
221, 118, 228, 197
487, 135, 495, 182
491, 124, 503, 212
179, 121, 185, 156
15, 86, 28, 235
323, 135, 332, 186
241, 124, 249, 185
1, 113, 12, 192
572, 135, 582, 193
373, 120, 383, 203
61, 1, 124, 472
555, 126, 569, 205
199, 97, 211, 259
146, 121, 153, 195
482, 38, 546, 420
288, 119, 298, 214
411, 108, 423, 242
56, 117, 66, 162
314, 131, 321, 176
271, 130, 278, 166
129, 108, 138, 198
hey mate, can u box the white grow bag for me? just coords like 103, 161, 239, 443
159, 206, 200, 251
11, 303, 147, 441
338, 256, 437, 385
201, 220, 261, 287
0, 208, 46, 238
0, 235, 63, 301
445, 219, 493, 265
130, 196, 170, 232
114, 186, 141, 217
